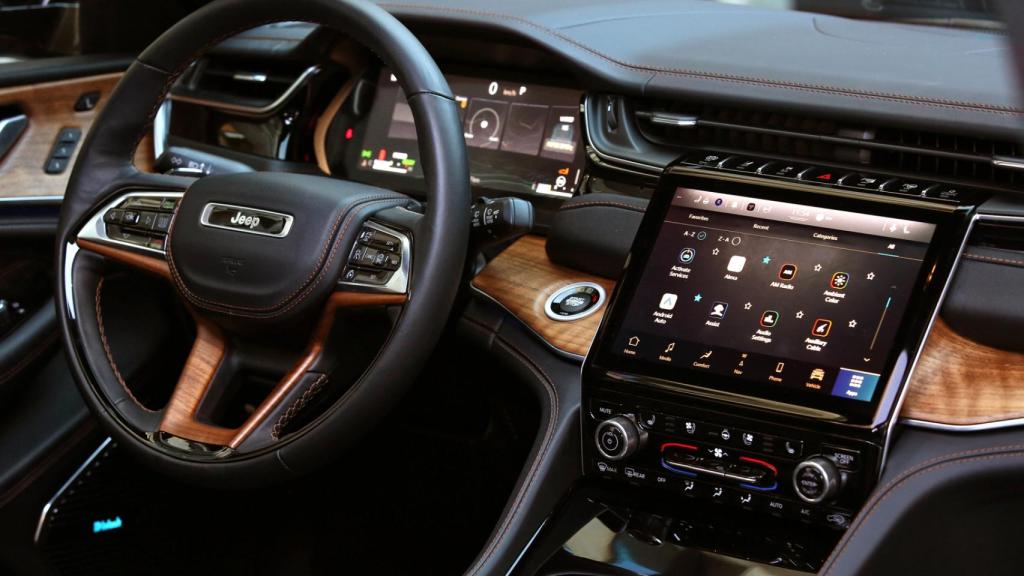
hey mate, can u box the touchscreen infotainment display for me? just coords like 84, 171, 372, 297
351, 70, 585, 197
606, 185, 937, 411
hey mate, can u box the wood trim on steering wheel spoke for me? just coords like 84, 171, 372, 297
155, 290, 407, 450
77, 239, 171, 279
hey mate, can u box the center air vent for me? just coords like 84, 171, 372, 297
170, 57, 320, 117
631, 99, 1024, 190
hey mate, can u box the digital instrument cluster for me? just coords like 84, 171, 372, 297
351, 70, 586, 197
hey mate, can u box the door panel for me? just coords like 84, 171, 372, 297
0, 72, 154, 201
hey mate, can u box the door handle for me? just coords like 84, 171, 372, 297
0, 114, 28, 163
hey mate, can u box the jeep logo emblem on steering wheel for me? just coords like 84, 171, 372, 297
200, 203, 293, 238
229, 211, 260, 229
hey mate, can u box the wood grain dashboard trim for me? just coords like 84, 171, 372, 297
901, 318, 1024, 427
0, 72, 155, 200
471, 235, 615, 358
472, 234, 1024, 427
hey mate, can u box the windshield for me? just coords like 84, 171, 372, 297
709, 0, 1002, 30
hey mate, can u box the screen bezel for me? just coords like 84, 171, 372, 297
584, 168, 971, 429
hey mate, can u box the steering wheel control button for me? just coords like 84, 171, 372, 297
595, 416, 642, 460
103, 209, 123, 224
338, 222, 410, 293
154, 213, 173, 232
793, 456, 842, 504
94, 193, 183, 253
370, 231, 401, 251
544, 282, 606, 321
138, 211, 158, 230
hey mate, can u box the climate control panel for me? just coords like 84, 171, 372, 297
584, 391, 880, 533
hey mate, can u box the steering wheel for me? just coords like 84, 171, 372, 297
55, 0, 469, 486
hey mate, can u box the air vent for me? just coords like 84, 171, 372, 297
633, 99, 1024, 190
170, 57, 319, 117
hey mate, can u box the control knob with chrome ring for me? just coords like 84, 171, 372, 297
595, 416, 645, 460
793, 456, 842, 504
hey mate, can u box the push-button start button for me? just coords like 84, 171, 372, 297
545, 282, 606, 321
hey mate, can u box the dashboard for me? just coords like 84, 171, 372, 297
131, 7, 1024, 575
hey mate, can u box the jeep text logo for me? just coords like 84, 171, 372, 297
229, 211, 261, 229
200, 203, 292, 238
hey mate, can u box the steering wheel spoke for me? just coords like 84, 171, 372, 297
156, 284, 407, 454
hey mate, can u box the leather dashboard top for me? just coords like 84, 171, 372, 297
377, 0, 1023, 138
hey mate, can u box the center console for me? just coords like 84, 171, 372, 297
578, 165, 972, 571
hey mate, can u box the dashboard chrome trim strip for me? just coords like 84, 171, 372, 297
0, 195, 63, 204
900, 417, 1024, 432
152, 99, 171, 159
898, 212, 1024, 434
63, 242, 80, 320
34, 437, 113, 544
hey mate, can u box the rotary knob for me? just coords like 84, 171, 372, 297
595, 416, 642, 460
793, 456, 842, 504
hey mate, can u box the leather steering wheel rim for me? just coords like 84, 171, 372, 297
55, 0, 469, 486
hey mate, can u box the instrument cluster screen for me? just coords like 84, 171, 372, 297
352, 70, 585, 197
608, 187, 937, 408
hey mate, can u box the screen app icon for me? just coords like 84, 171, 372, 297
812, 318, 833, 337
760, 310, 779, 328
779, 264, 798, 281
679, 248, 696, 264
727, 255, 747, 273
830, 272, 850, 290
709, 301, 728, 319
659, 293, 678, 310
